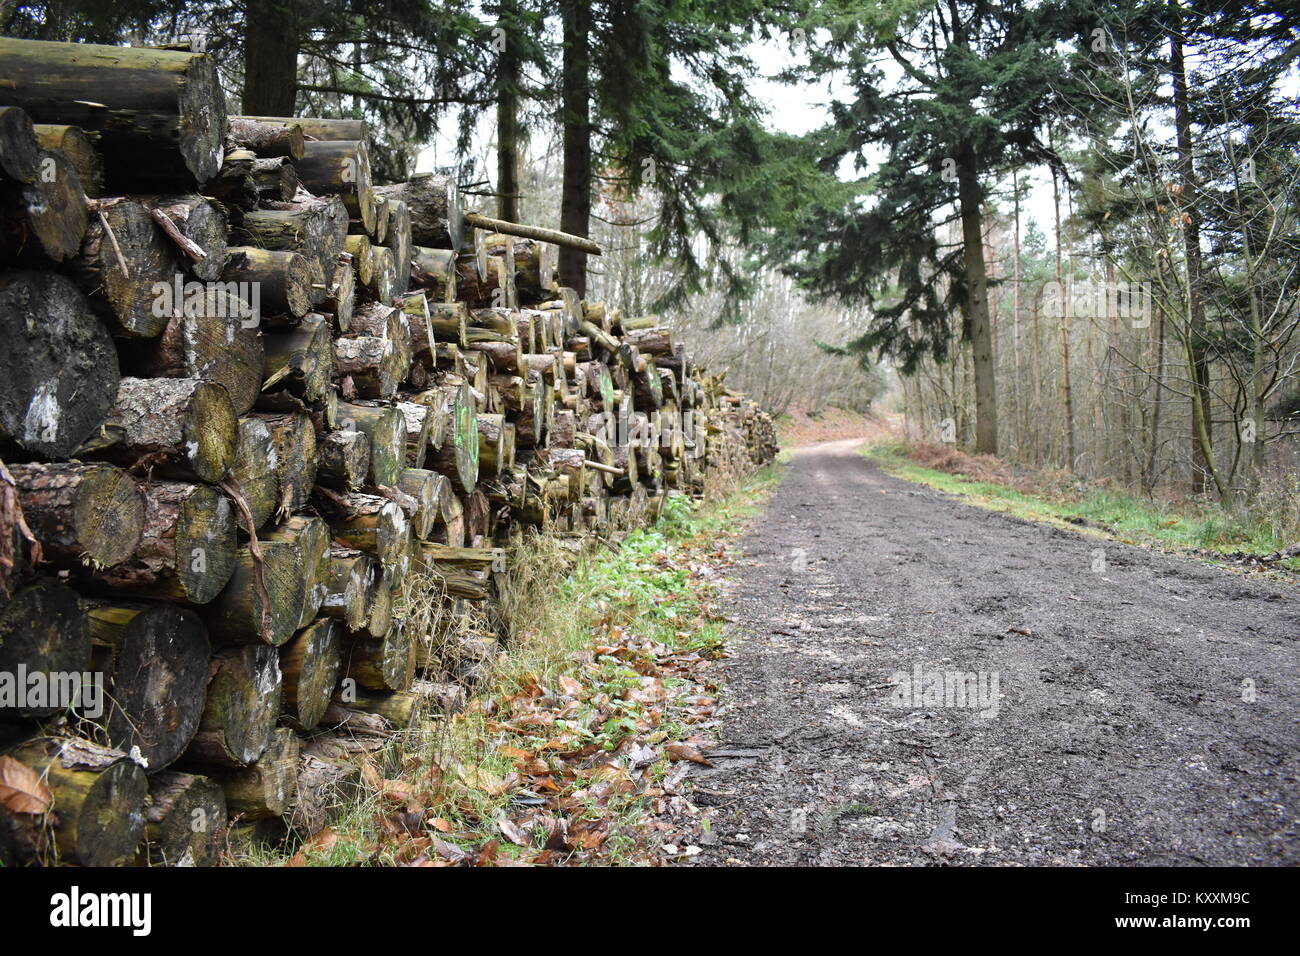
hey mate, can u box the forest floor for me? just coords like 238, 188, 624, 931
683, 438, 1299, 866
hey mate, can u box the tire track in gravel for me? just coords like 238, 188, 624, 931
687, 439, 1299, 866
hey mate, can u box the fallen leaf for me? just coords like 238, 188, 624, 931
286, 826, 339, 866
0, 756, 51, 814
664, 742, 713, 766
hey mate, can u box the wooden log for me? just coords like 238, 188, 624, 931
398, 468, 443, 539
221, 246, 313, 319
344, 627, 414, 692
385, 198, 413, 295
336, 402, 406, 488
321, 547, 375, 634
75, 197, 178, 337
477, 413, 508, 476
10, 462, 143, 568
253, 158, 299, 201
205, 726, 298, 819
80, 377, 236, 484
0, 38, 226, 186
203, 149, 258, 210
199, 540, 306, 646
329, 493, 414, 583
428, 300, 468, 347
86, 602, 211, 770
334, 334, 403, 400
325, 251, 356, 330
0, 106, 40, 183
142, 771, 226, 866
3, 737, 147, 867
239, 115, 366, 143
139, 194, 227, 281
375, 173, 461, 248
428, 382, 479, 494
0, 148, 89, 262
262, 314, 335, 403
252, 411, 318, 517
89, 480, 237, 605
0, 271, 119, 459
330, 686, 421, 727
366, 244, 396, 302
396, 293, 437, 369
228, 117, 306, 159
317, 427, 371, 492
0, 580, 92, 718
262, 515, 330, 627
360, 569, 396, 640
288, 751, 362, 836
463, 211, 601, 256
236, 197, 348, 283
133, 294, 264, 416
294, 140, 375, 234
411, 246, 457, 302
280, 619, 343, 732
184, 644, 282, 767
227, 417, 279, 531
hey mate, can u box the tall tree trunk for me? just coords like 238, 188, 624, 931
956, 143, 998, 454
558, 0, 592, 295
242, 1, 299, 116
1050, 152, 1075, 471
1011, 169, 1024, 458
1170, 3, 1211, 494
496, 0, 522, 223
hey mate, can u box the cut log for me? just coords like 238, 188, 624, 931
428, 383, 479, 494
236, 197, 348, 282
221, 246, 313, 319
398, 468, 445, 539
228, 117, 306, 159
0, 580, 92, 717
0, 106, 40, 183
0, 271, 119, 459
9, 461, 143, 568
142, 771, 226, 866
328, 493, 414, 583
206, 725, 298, 819
262, 314, 335, 403
375, 173, 461, 249
76, 197, 179, 337
294, 139, 375, 234
3, 737, 147, 867
0, 147, 89, 263
80, 377, 235, 484
411, 246, 457, 302
336, 402, 406, 488
133, 296, 264, 416
199, 540, 306, 646
344, 626, 414, 692
322, 547, 375, 634
139, 194, 227, 281
280, 618, 343, 732
226, 417, 278, 531
317, 427, 371, 492
262, 515, 330, 627
86, 602, 211, 770
251, 411, 318, 516
0, 38, 225, 187
184, 644, 281, 767
90, 480, 237, 605
385, 198, 412, 295
334, 333, 403, 400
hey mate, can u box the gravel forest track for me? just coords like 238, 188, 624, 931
688, 439, 1299, 866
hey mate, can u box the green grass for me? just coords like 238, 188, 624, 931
865, 440, 1300, 570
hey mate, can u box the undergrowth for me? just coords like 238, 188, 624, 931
242, 461, 785, 866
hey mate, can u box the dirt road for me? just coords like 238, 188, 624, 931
688, 439, 1298, 865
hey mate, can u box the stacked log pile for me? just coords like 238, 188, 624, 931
0, 37, 777, 866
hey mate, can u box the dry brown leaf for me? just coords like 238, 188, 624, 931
286, 826, 339, 866
0, 756, 51, 814
664, 742, 713, 766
